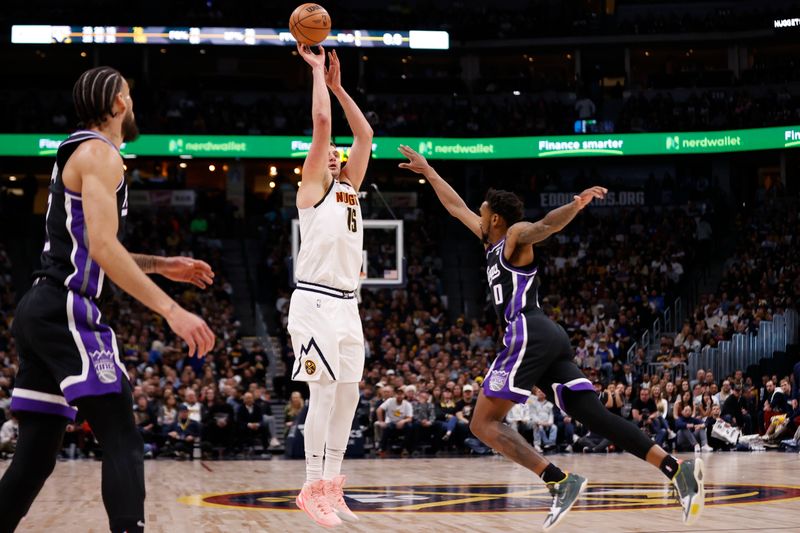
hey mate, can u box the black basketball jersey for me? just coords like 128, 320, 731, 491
37, 130, 128, 298
485, 238, 541, 329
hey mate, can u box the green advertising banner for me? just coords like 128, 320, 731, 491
2, 125, 799, 160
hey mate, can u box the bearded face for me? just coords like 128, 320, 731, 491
121, 105, 139, 143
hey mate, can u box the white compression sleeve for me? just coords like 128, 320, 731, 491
323, 382, 360, 480
304, 376, 337, 483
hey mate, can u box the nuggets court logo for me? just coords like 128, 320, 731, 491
304, 360, 316, 375
181, 482, 800, 513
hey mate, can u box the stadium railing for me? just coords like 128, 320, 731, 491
687, 309, 799, 379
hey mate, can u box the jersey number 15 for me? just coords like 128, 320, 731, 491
346, 207, 358, 233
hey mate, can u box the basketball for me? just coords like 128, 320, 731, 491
290, 3, 332, 46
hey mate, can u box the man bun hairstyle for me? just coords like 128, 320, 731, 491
485, 188, 524, 226
72, 66, 124, 128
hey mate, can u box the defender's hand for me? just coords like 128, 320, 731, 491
397, 145, 431, 175
166, 306, 215, 357
573, 186, 608, 209
160, 257, 215, 289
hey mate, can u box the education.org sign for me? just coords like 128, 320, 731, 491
539, 191, 646, 208
2, 125, 799, 160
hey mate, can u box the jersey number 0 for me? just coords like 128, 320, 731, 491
493, 284, 503, 305
346, 207, 358, 233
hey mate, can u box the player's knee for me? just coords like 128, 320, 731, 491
469, 418, 489, 441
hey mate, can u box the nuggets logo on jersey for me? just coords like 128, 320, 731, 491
305, 360, 317, 375
335, 191, 359, 206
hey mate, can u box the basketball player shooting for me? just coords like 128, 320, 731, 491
0, 67, 215, 533
290, 44, 373, 528
398, 144, 704, 531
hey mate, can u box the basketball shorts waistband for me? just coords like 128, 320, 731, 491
33, 276, 96, 300
296, 280, 356, 300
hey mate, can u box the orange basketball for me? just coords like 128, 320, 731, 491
289, 3, 332, 46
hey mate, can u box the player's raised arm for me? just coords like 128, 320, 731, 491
398, 144, 482, 239
326, 50, 373, 191
75, 142, 215, 357
297, 44, 331, 209
505, 186, 607, 253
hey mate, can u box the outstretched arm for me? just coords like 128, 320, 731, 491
398, 144, 482, 239
296, 44, 331, 209
326, 50, 373, 191
505, 186, 607, 255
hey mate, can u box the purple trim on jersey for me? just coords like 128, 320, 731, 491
507, 273, 528, 323
62, 295, 123, 402
498, 314, 520, 374
499, 241, 538, 276
10, 397, 77, 420
65, 195, 102, 298
555, 381, 595, 411
485, 237, 505, 256
483, 314, 529, 404
482, 380, 529, 404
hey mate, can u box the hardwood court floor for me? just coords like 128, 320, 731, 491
3, 452, 799, 532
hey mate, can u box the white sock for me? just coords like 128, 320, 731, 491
305, 454, 324, 484
323, 447, 345, 480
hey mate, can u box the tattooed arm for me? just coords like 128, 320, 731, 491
130, 253, 215, 289
130, 254, 163, 274
505, 186, 607, 256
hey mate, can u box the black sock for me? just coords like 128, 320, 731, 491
659, 455, 680, 479
541, 463, 567, 484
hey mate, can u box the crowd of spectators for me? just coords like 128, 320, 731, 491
651, 201, 800, 366
6, 85, 800, 137
265, 201, 734, 457
0, 209, 286, 461
618, 88, 800, 133
2, 192, 799, 462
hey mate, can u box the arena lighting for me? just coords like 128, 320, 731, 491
269, 165, 278, 176
208, 164, 216, 171
10, 25, 450, 50
418, 178, 426, 185
179, 162, 187, 168
293, 167, 301, 175
269, 181, 276, 189
513, 90, 521, 96
297, 181, 302, 187
9, 176, 17, 181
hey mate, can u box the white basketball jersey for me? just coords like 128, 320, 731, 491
295, 179, 363, 291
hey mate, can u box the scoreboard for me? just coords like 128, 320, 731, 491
11, 25, 449, 49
